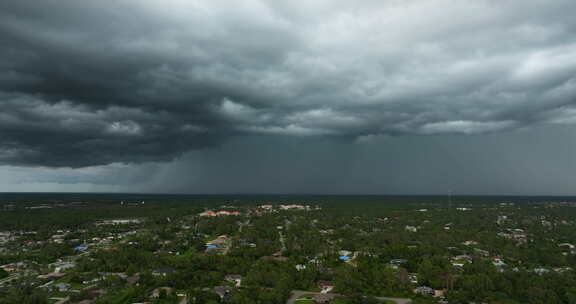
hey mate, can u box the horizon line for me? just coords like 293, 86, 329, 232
1, 191, 576, 197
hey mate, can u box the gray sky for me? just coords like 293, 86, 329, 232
1, 0, 576, 194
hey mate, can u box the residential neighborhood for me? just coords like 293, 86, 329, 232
1, 194, 576, 303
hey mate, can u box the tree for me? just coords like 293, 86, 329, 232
0, 287, 48, 304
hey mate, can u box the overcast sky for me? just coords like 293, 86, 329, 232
1, 0, 576, 194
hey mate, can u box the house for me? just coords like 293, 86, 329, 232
474, 248, 490, 257
0, 232, 13, 244
74, 245, 88, 251
558, 243, 576, 255
151, 287, 173, 298
52, 261, 75, 273
492, 257, 507, 271
52, 282, 71, 292
533, 267, 550, 275
553, 267, 573, 273
451, 254, 472, 267
1, 262, 26, 272
338, 250, 352, 256
452, 254, 472, 261
405, 225, 418, 232
37, 272, 66, 279
414, 286, 434, 295
498, 229, 528, 244
214, 285, 233, 300
126, 274, 141, 285
390, 259, 408, 268
317, 280, 335, 293
462, 240, 478, 246
206, 235, 229, 248
225, 274, 242, 287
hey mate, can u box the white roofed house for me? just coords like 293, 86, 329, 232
225, 274, 242, 287
533, 267, 550, 275
317, 280, 335, 293
462, 240, 478, 246
405, 225, 418, 232
51, 261, 76, 273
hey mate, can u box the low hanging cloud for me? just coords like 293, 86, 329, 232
1, 0, 576, 167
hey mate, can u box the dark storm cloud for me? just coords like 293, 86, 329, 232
0, 92, 224, 167
1, 0, 576, 167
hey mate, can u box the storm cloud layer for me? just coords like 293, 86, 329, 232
1, 0, 576, 167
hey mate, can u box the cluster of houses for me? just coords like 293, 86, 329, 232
200, 204, 319, 217
1, 261, 28, 273
497, 228, 528, 245
200, 210, 241, 217
558, 243, 576, 255
278, 204, 312, 210
413, 286, 447, 298
0, 220, 146, 297
259, 204, 316, 211
0, 231, 14, 244
96, 219, 143, 225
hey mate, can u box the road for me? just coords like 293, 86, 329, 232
51, 297, 70, 304
286, 290, 412, 304
279, 230, 287, 252
0, 274, 20, 286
